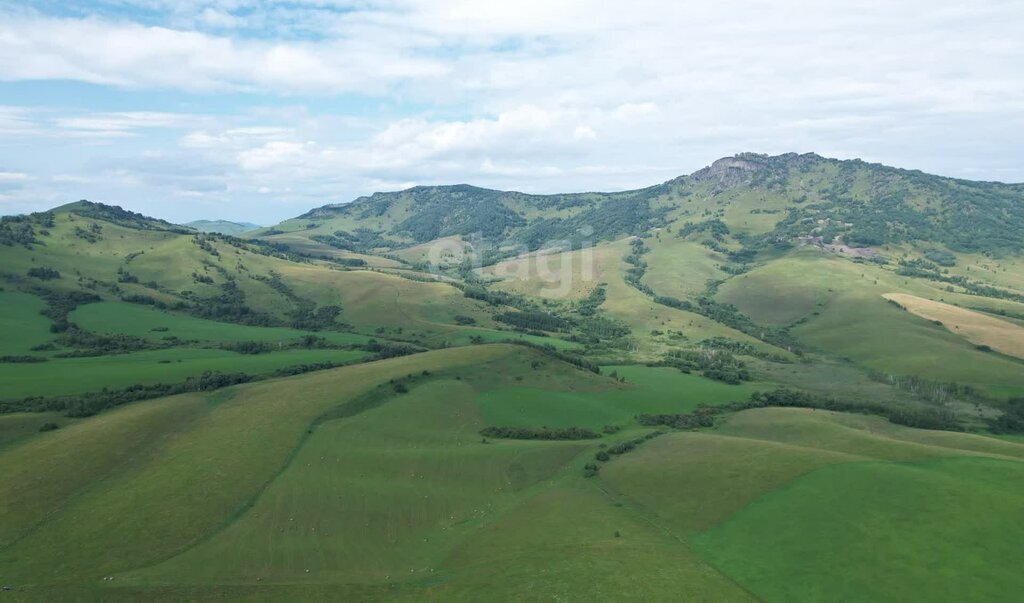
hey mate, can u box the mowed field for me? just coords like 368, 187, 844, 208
602, 407, 1024, 602
2, 342, 1022, 601
884, 293, 1024, 360
0, 345, 759, 600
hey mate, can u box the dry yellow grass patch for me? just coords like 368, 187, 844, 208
884, 293, 1024, 359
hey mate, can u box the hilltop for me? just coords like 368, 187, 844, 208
259, 152, 1024, 259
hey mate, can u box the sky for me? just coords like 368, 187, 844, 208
0, 1, 1022, 225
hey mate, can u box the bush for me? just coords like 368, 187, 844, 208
27, 267, 60, 280
0, 355, 48, 363
479, 426, 601, 440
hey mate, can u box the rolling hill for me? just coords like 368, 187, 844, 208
2, 152, 1024, 600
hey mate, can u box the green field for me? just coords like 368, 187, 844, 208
0, 348, 368, 398
0, 292, 54, 355
8, 372, 1023, 601
0, 346, 525, 592
475, 364, 758, 429
0, 346, 771, 600
692, 458, 1024, 601
69, 301, 371, 346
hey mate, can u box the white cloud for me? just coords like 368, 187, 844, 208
55, 112, 205, 138
0, 106, 39, 136
0, 0, 1021, 222
0, 171, 31, 182
0, 15, 447, 93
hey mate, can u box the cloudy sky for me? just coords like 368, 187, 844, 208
0, 1, 1022, 224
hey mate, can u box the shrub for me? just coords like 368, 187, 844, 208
27, 267, 60, 280
479, 426, 601, 440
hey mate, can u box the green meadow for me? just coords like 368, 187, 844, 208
6, 357, 1023, 601
0, 292, 54, 355
0, 345, 776, 600
69, 301, 371, 346
475, 364, 758, 429
691, 457, 1024, 602
0, 347, 369, 398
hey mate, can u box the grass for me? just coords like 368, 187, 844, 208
478, 243, 615, 301
0, 412, 71, 450
0, 292, 54, 355
0, 348, 369, 399
123, 378, 588, 586
419, 326, 581, 350
3, 343, 1024, 600
485, 238, 785, 360
718, 250, 1024, 397
402, 486, 751, 601
109, 358, 751, 601
273, 265, 498, 336
641, 236, 727, 300
600, 407, 1024, 536
69, 301, 371, 346
7, 196, 1024, 600
715, 250, 835, 326
885, 292, 1024, 360
1, 212, 498, 338
0, 346, 522, 589
691, 457, 1024, 601
474, 364, 758, 429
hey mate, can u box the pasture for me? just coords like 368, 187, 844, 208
69, 301, 370, 346
2, 346, 1023, 600
0, 348, 368, 399
0, 292, 53, 356
716, 250, 1024, 397
475, 364, 758, 429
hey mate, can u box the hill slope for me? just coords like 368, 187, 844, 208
260, 153, 1024, 258
184, 219, 261, 235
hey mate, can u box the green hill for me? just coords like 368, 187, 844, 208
184, 219, 262, 235
260, 153, 1024, 257
3, 152, 1024, 600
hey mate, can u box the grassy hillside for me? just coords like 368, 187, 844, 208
0, 345, 762, 599
4, 153, 1024, 600
4, 359, 1023, 600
